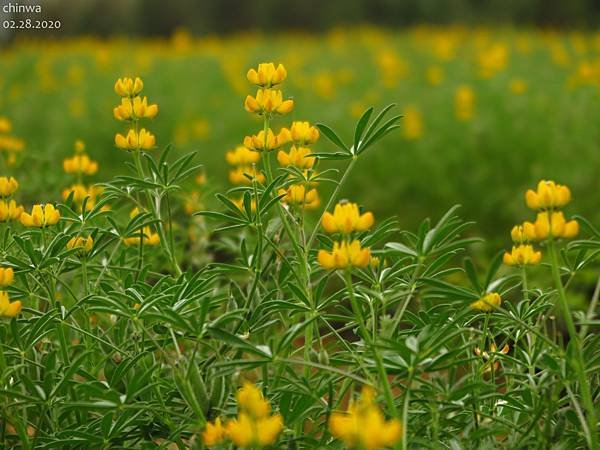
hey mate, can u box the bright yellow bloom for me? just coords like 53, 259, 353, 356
470, 292, 501, 312
229, 167, 265, 185
202, 418, 225, 446
455, 85, 475, 121
503, 244, 542, 266
225, 412, 283, 448
244, 128, 291, 152
533, 211, 579, 240
322, 202, 374, 234
285, 121, 320, 145
244, 88, 294, 116
525, 180, 571, 210
278, 184, 320, 209
0, 177, 19, 197
247, 63, 287, 87
329, 387, 401, 450
226, 145, 261, 166
123, 227, 160, 246
510, 222, 537, 243
318, 240, 371, 270
63, 154, 98, 175
0, 200, 24, 222
115, 129, 156, 151
20, 204, 60, 228
0, 291, 21, 318
277, 146, 315, 169
0, 117, 12, 133
67, 236, 94, 255
113, 97, 133, 121
0, 267, 14, 286
114, 77, 144, 97
236, 382, 271, 418
62, 184, 102, 210
132, 96, 158, 119
477, 43, 508, 78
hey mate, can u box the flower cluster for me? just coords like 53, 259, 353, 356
329, 386, 401, 450
226, 145, 264, 185
123, 208, 160, 247
67, 235, 94, 256
203, 382, 283, 448
0, 267, 21, 318
318, 201, 373, 270
244, 63, 293, 115
62, 140, 102, 211
470, 292, 502, 312
0, 176, 24, 223
20, 203, 60, 228
114, 77, 158, 151
0, 116, 25, 167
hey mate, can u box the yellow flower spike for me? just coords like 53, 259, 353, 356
228, 166, 265, 185
0, 291, 21, 318
329, 386, 401, 450
113, 97, 133, 121
114, 77, 143, 97
0, 176, 19, 197
247, 62, 287, 87
256, 414, 284, 446
226, 145, 261, 166
510, 222, 537, 243
0, 200, 24, 222
202, 417, 225, 446
66, 236, 94, 255
286, 121, 320, 145
525, 180, 571, 210
236, 382, 271, 418
243, 128, 290, 152
115, 129, 156, 151
63, 154, 99, 176
20, 204, 60, 228
503, 244, 542, 266
533, 211, 578, 240
132, 96, 159, 119
318, 240, 371, 270
470, 292, 502, 312
0, 267, 14, 286
278, 184, 320, 209
322, 202, 374, 234
277, 145, 316, 169
244, 88, 294, 116
224, 413, 254, 448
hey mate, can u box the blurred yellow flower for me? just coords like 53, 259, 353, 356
0, 291, 21, 318
63, 154, 98, 176
226, 145, 260, 166
228, 166, 265, 185
425, 65, 444, 86
123, 227, 160, 246
67, 236, 94, 255
0, 176, 19, 197
402, 106, 423, 140
202, 417, 225, 446
455, 85, 475, 122
509, 78, 528, 94
470, 292, 501, 312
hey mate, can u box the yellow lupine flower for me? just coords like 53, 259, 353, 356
228, 166, 265, 185
525, 180, 571, 210
62, 184, 102, 210
123, 227, 160, 247
322, 202, 374, 234
0, 200, 24, 222
0, 291, 21, 318
113, 97, 134, 121
0, 267, 14, 286
132, 96, 158, 119
533, 211, 579, 240
114, 77, 143, 97
277, 145, 315, 169
318, 240, 371, 270
247, 63, 287, 87
66, 236, 94, 255
202, 418, 225, 446
63, 154, 98, 175
20, 204, 60, 228
329, 387, 401, 450
0, 117, 12, 133
455, 85, 475, 121
226, 145, 261, 166
224, 412, 283, 448
115, 129, 156, 150
236, 382, 271, 418
0, 176, 19, 197
244, 128, 291, 152
232, 196, 257, 212
278, 184, 320, 209
470, 292, 501, 312
244, 88, 294, 115
503, 244, 542, 266
510, 222, 537, 243
284, 121, 320, 145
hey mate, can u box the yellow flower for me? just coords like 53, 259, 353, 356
470, 292, 501, 312
322, 202, 374, 234
329, 387, 401, 450
232, 196, 257, 212
0, 176, 19, 197
244, 88, 294, 116
509, 78, 528, 94
20, 204, 60, 228
402, 106, 423, 140
226, 145, 261, 166
525, 180, 571, 210
115, 129, 156, 150
277, 146, 316, 169
113, 97, 133, 121
0, 267, 14, 286
510, 222, 537, 243
202, 418, 225, 446
0, 200, 24, 222
318, 240, 371, 270
0, 117, 12, 133
278, 184, 320, 209
123, 226, 160, 247
455, 85, 475, 121
244, 128, 291, 152
284, 121, 320, 145
114, 77, 144, 97
236, 382, 271, 418
229, 166, 265, 185
247, 63, 287, 87
132, 96, 158, 119
533, 211, 579, 240
62, 184, 102, 210
63, 154, 98, 175
224, 412, 283, 448
66, 236, 94, 255
0, 291, 21, 318
503, 244, 542, 266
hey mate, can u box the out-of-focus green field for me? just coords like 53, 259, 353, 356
1, 26, 599, 243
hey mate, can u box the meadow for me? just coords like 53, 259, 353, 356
0, 26, 598, 449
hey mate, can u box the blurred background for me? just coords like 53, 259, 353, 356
0, 0, 599, 252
